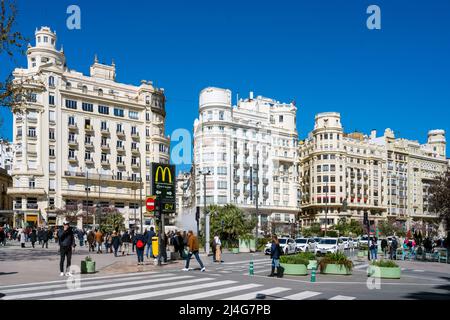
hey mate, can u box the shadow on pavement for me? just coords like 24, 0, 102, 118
0, 272, 18, 276
404, 277, 450, 300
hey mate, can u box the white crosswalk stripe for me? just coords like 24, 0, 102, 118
166, 284, 262, 300
277, 291, 321, 300
329, 295, 356, 300
222, 287, 291, 300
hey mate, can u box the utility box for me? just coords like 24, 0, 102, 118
152, 236, 159, 256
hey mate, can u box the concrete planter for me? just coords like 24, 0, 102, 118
81, 260, 96, 274
321, 263, 352, 275
239, 239, 256, 253
280, 263, 308, 276
357, 250, 368, 257
367, 266, 401, 279
307, 260, 318, 270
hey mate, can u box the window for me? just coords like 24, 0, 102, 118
129, 111, 139, 120
49, 76, 55, 87
49, 197, 55, 206
85, 152, 91, 160
145, 96, 150, 105
69, 149, 75, 158
29, 178, 35, 188
114, 108, 124, 117
28, 127, 36, 137
330, 164, 336, 172
219, 126, 224, 132
131, 126, 137, 135
146, 113, 150, 121
116, 155, 123, 163
279, 115, 283, 123
217, 167, 227, 175
98, 105, 109, 114
68, 116, 75, 125
131, 157, 138, 165
85, 135, 91, 143
146, 127, 150, 137
131, 142, 137, 150
48, 129, 55, 140
116, 124, 123, 133
82, 86, 88, 94
65, 99, 77, 109
98, 89, 103, 96
82, 102, 93, 112
117, 140, 123, 148
218, 196, 227, 204
49, 95, 55, 105
17, 127, 22, 137
323, 165, 329, 172
49, 179, 56, 191
146, 144, 150, 151
101, 137, 107, 146
49, 110, 56, 122
101, 121, 107, 130
49, 148, 55, 157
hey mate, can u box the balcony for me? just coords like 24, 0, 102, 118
117, 146, 126, 154
243, 190, 250, 197
131, 163, 140, 170
101, 144, 110, 152
244, 149, 249, 156
85, 158, 94, 165
26, 203, 38, 209
233, 189, 240, 196
101, 160, 110, 167
68, 123, 78, 131
131, 148, 140, 155
68, 139, 78, 147
117, 161, 126, 168
85, 125, 94, 133
233, 162, 240, 169
233, 175, 240, 182
85, 141, 94, 149
116, 130, 125, 138
27, 135, 37, 140
243, 162, 250, 169
131, 133, 140, 141
68, 157, 78, 164
243, 176, 250, 183
27, 117, 38, 124
101, 128, 110, 136
263, 178, 269, 184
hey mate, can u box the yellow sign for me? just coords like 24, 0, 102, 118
154, 165, 172, 183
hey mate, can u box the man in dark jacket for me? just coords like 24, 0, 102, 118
269, 234, 282, 277
134, 232, 147, 265
390, 237, 398, 260
58, 222, 75, 276
41, 228, 49, 248
30, 229, 37, 248
381, 238, 388, 257
121, 230, 130, 255
146, 227, 156, 259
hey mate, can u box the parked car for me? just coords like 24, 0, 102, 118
339, 237, 351, 249
315, 238, 345, 255
313, 237, 322, 244
295, 238, 316, 252
264, 237, 297, 255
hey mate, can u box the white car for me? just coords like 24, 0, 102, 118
339, 237, 354, 250
264, 238, 296, 255
295, 238, 316, 252
315, 238, 345, 255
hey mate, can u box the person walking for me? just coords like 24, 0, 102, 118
95, 229, 103, 253
41, 227, 49, 248
182, 230, 205, 272
214, 234, 223, 263
131, 229, 136, 253
58, 221, 75, 277
0, 227, 6, 247
390, 237, 398, 260
134, 232, 147, 265
121, 230, 130, 255
111, 231, 121, 257
19, 228, 26, 248
174, 231, 184, 259
30, 229, 37, 248
381, 238, 388, 257
146, 227, 156, 259
370, 237, 378, 260
87, 230, 95, 252
37, 228, 42, 245
268, 234, 282, 277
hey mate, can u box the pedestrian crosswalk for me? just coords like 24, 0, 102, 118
0, 270, 356, 301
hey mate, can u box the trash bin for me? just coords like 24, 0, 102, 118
152, 236, 159, 257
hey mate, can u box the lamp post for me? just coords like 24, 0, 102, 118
199, 170, 211, 254
324, 179, 328, 237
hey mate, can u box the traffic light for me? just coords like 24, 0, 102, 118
363, 212, 369, 225
196, 206, 200, 221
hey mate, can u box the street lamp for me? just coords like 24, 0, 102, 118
199, 170, 211, 255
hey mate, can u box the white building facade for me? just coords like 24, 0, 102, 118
299, 112, 447, 234
7, 27, 170, 228
193, 87, 300, 235
0, 139, 13, 174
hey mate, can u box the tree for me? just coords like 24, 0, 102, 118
428, 169, 450, 231
208, 204, 256, 249
332, 219, 364, 236
302, 223, 321, 237
0, 0, 28, 111
97, 207, 125, 234
378, 217, 406, 237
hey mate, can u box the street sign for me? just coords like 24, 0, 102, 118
146, 196, 155, 212
151, 163, 176, 214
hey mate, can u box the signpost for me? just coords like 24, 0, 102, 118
151, 163, 176, 266
146, 196, 155, 212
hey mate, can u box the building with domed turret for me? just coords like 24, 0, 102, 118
192, 87, 300, 236
299, 112, 448, 235
7, 27, 170, 229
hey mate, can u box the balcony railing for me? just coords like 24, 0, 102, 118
243, 162, 250, 169
233, 176, 240, 182
243, 176, 250, 183
63, 170, 139, 183
26, 203, 38, 209
14, 203, 22, 209
131, 148, 140, 154
233, 162, 240, 168
263, 178, 269, 184
131, 133, 140, 140
233, 189, 240, 195
85, 125, 94, 132
116, 130, 125, 137
85, 158, 94, 165
101, 160, 110, 166
117, 161, 126, 167
101, 128, 110, 135
68, 139, 78, 147
68, 123, 78, 131
68, 157, 78, 163
117, 146, 126, 153
85, 141, 94, 149
101, 144, 110, 151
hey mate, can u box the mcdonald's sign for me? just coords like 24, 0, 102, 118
151, 163, 176, 214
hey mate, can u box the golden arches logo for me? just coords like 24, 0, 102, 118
155, 166, 172, 183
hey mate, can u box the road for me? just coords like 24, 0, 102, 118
1, 241, 449, 300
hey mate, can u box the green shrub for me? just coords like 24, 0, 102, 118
280, 254, 309, 265
297, 251, 316, 261
319, 252, 353, 272
85, 256, 92, 262
371, 260, 398, 268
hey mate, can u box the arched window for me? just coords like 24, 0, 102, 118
66, 82, 72, 89
98, 88, 103, 96
82, 86, 88, 94
49, 76, 55, 87
145, 95, 150, 105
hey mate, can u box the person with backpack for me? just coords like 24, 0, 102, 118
182, 230, 205, 272
134, 232, 147, 265
268, 234, 283, 277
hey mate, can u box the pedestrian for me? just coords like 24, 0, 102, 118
214, 234, 223, 263
134, 232, 146, 265
48, 228, 53, 243
390, 237, 398, 260
30, 229, 37, 248
121, 230, 130, 255
19, 229, 26, 248
58, 221, 75, 277
212, 236, 217, 262
268, 234, 283, 277
182, 230, 205, 272
131, 229, 136, 253
37, 227, 42, 245
111, 231, 121, 257
174, 231, 184, 259
381, 238, 388, 257
182, 231, 188, 246
95, 229, 103, 253
42, 228, 49, 248
0, 227, 5, 246
104, 233, 111, 253
87, 230, 95, 252
78, 229, 84, 247
146, 227, 156, 259
370, 237, 378, 260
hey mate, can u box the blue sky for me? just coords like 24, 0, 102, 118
1, 0, 449, 173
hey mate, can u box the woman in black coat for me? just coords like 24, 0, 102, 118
30, 229, 37, 248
